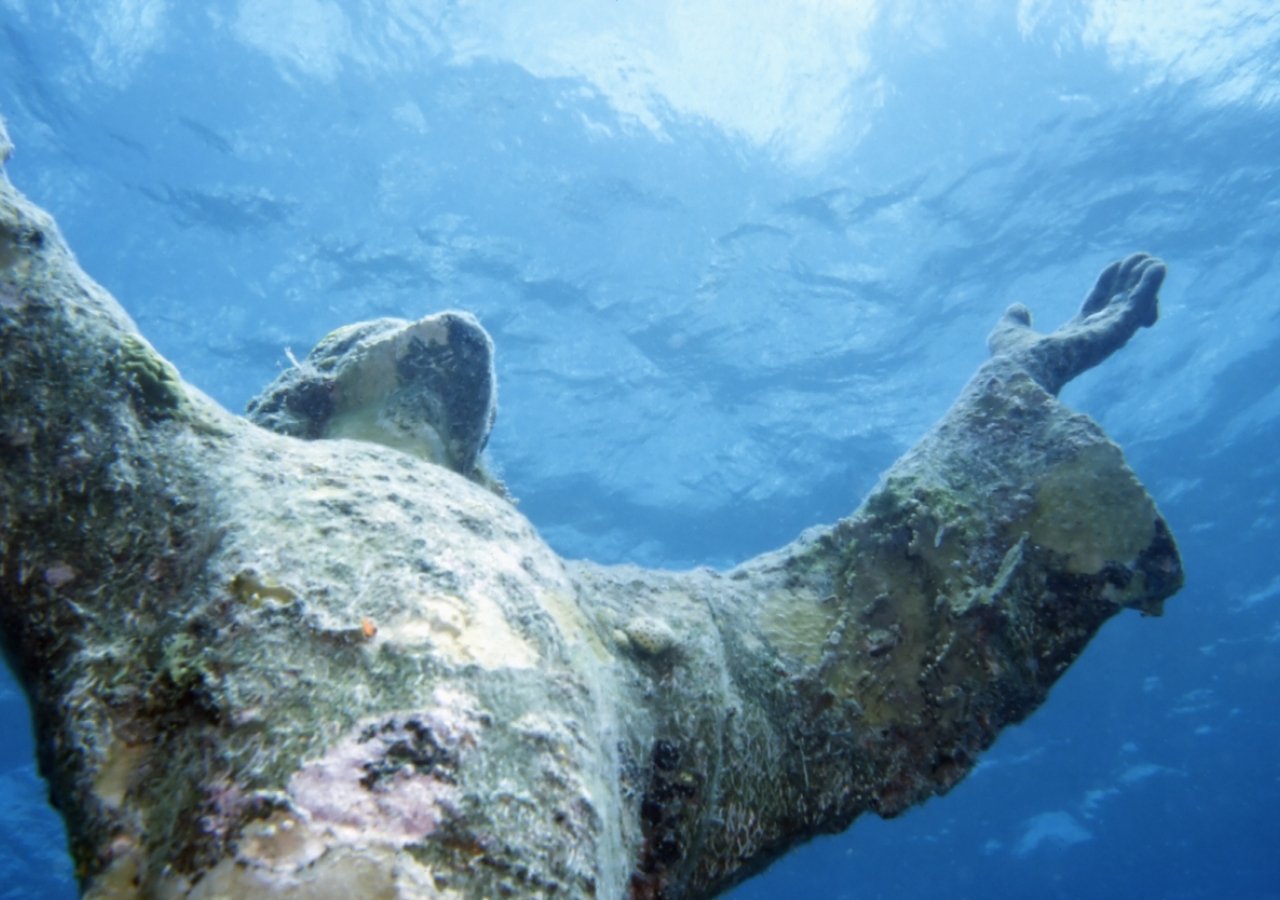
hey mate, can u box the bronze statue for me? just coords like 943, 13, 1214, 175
0, 122, 1181, 898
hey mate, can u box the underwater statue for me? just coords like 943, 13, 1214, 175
0, 122, 1181, 899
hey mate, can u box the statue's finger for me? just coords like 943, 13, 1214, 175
1117, 251, 1153, 286
1133, 259, 1166, 327
1080, 258, 1123, 317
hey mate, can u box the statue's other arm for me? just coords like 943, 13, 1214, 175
580, 254, 1182, 897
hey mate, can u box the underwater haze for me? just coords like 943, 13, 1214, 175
2, 1, 1278, 897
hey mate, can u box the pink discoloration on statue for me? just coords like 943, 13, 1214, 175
287, 689, 482, 847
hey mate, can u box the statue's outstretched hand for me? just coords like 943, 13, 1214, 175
987, 252, 1167, 395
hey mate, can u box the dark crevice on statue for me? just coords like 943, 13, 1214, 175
0, 118, 1182, 899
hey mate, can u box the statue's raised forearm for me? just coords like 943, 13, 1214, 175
0, 130, 1180, 899
572, 254, 1180, 897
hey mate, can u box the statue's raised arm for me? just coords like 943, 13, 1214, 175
0, 127, 1181, 899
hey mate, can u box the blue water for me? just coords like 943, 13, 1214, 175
2, 3, 1278, 897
